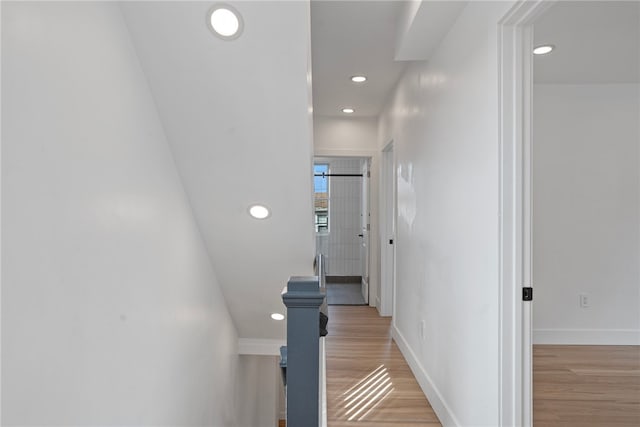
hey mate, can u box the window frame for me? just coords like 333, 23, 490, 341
314, 163, 330, 234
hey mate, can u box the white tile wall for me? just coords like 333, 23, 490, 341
315, 158, 364, 276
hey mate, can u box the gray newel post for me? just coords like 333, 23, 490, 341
282, 276, 325, 427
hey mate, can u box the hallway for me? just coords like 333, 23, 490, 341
325, 306, 441, 426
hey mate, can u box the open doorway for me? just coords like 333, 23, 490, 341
530, 2, 640, 425
499, 1, 640, 424
314, 156, 370, 306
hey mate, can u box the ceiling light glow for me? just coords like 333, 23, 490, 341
248, 204, 270, 219
208, 4, 243, 39
342, 108, 355, 114
351, 75, 367, 83
271, 313, 285, 321
533, 45, 554, 55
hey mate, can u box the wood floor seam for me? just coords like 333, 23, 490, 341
326, 306, 442, 426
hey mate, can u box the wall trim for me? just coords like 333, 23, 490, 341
238, 338, 285, 356
391, 325, 460, 427
533, 329, 640, 345
314, 148, 378, 158
497, 1, 556, 425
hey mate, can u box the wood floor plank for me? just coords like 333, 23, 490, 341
326, 307, 640, 426
326, 306, 442, 426
533, 344, 640, 426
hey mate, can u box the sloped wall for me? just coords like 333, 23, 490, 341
2, 2, 239, 425
120, 1, 316, 340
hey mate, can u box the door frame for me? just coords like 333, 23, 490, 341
313, 150, 378, 308
497, 1, 554, 425
360, 157, 371, 304
379, 141, 395, 318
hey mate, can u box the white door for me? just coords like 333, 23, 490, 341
360, 158, 370, 304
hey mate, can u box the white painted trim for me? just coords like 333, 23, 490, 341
379, 141, 395, 318
391, 325, 459, 427
238, 338, 285, 356
0, 1, 3, 421
0, 4, 3, 422
498, 2, 555, 426
319, 337, 327, 427
314, 148, 378, 158
533, 329, 640, 345
498, 13, 526, 427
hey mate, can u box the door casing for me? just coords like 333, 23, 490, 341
379, 142, 395, 318
498, 1, 555, 425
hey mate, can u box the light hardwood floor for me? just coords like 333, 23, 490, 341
325, 306, 441, 427
534, 344, 640, 427
325, 306, 640, 427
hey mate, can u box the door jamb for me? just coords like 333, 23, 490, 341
380, 141, 395, 318
498, 1, 554, 425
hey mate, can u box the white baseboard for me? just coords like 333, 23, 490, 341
238, 338, 285, 355
533, 329, 640, 345
391, 325, 460, 427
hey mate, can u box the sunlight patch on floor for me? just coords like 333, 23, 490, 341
333, 364, 395, 422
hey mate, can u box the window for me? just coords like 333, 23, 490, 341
314, 164, 329, 233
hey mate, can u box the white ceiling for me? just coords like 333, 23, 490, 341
534, 1, 640, 83
310, 0, 467, 118
311, 1, 408, 117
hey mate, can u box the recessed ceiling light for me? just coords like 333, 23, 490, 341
351, 75, 367, 83
533, 44, 554, 55
208, 4, 243, 40
342, 108, 355, 114
271, 313, 285, 321
248, 204, 270, 219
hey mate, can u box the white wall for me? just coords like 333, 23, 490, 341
315, 158, 363, 276
378, 2, 513, 425
2, 2, 239, 425
235, 356, 280, 427
314, 116, 378, 152
532, 84, 640, 344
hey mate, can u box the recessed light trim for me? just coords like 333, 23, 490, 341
351, 75, 367, 83
248, 204, 270, 219
208, 4, 244, 40
271, 313, 285, 321
342, 108, 355, 114
533, 44, 554, 55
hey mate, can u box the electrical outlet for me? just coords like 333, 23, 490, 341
420, 320, 426, 339
579, 294, 590, 308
